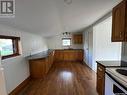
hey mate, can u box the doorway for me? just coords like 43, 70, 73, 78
83, 28, 93, 69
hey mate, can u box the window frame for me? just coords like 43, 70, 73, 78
62, 38, 71, 46
0, 35, 20, 60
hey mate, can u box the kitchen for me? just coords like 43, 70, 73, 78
0, 0, 127, 95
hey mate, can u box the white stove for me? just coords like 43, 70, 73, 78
106, 67, 127, 88
106, 67, 127, 95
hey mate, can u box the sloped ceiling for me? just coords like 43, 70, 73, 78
0, 0, 122, 37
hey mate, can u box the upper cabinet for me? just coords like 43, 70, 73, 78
73, 34, 83, 44
112, 0, 127, 42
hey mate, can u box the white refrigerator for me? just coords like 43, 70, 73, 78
0, 56, 7, 95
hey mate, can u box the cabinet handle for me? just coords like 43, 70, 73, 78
120, 32, 122, 38
98, 67, 103, 72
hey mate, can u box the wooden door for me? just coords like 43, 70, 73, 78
112, 0, 126, 42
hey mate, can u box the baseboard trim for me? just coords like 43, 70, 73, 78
83, 61, 97, 73
9, 76, 31, 95
83, 61, 93, 70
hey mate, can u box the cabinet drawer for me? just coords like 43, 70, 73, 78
97, 64, 105, 77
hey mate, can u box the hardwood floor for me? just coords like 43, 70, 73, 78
19, 62, 98, 95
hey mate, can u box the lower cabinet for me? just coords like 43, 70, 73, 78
29, 59, 47, 78
96, 64, 105, 95
29, 52, 54, 79
54, 50, 83, 62
29, 50, 83, 79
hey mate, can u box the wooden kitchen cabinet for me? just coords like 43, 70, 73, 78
54, 50, 83, 62
96, 63, 105, 95
54, 50, 63, 62
112, 0, 127, 42
29, 59, 46, 78
73, 34, 83, 44
29, 51, 54, 79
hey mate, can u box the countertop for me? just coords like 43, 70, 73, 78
26, 50, 54, 60
26, 49, 83, 60
55, 49, 83, 51
96, 61, 127, 68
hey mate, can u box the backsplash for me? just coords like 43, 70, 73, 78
121, 42, 127, 62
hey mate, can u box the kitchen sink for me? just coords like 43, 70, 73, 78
116, 69, 127, 76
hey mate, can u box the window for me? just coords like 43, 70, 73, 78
62, 38, 71, 46
0, 35, 20, 59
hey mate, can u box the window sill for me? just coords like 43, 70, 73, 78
2, 53, 21, 60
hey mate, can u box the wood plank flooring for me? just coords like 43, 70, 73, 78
19, 62, 98, 95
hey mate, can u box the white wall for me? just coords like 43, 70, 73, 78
47, 33, 83, 49
93, 16, 122, 71
83, 16, 122, 72
0, 25, 48, 94
121, 43, 127, 62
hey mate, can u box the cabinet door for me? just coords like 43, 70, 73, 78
97, 75, 105, 95
29, 59, 46, 78
73, 34, 83, 44
97, 64, 105, 95
112, 0, 126, 42
73, 35, 77, 44
78, 35, 83, 44
54, 50, 64, 62
63, 51, 68, 61
79, 51, 83, 61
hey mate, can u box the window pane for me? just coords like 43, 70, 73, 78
0, 39, 14, 56
62, 39, 71, 46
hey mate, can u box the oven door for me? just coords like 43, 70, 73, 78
113, 84, 126, 95
105, 74, 114, 95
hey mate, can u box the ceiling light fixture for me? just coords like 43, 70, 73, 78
63, 32, 71, 35
64, 0, 72, 5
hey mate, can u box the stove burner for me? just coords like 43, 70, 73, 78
116, 69, 127, 76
